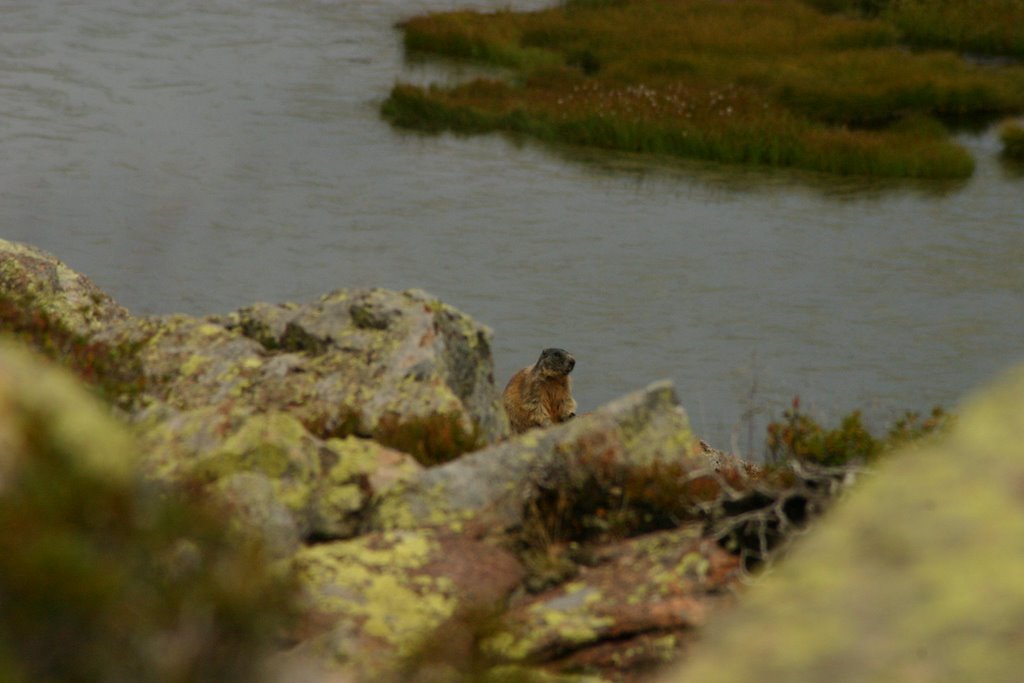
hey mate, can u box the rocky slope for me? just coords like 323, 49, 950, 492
6, 237, 1020, 682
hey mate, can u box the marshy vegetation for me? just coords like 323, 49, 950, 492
1000, 118, 1024, 159
809, 0, 1024, 57
383, 0, 1024, 178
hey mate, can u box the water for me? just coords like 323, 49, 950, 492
2, 0, 1023, 456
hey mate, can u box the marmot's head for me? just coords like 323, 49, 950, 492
535, 348, 575, 377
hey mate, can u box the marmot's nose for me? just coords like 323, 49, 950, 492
567, 356, 575, 371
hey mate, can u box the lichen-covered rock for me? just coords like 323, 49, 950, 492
109, 289, 507, 463
661, 362, 1024, 683
3, 239, 509, 464
213, 472, 304, 558
489, 525, 741, 680
286, 529, 524, 680
136, 405, 421, 542
1, 241, 144, 408
368, 381, 700, 532
0, 340, 293, 682
0, 238, 129, 338
217, 288, 508, 458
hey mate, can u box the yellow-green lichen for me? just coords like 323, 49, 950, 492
370, 476, 478, 532
180, 354, 209, 376
370, 486, 420, 530
319, 483, 364, 516
190, 412, 319, 514
360, 573, 457, 648
292, 531, 458, 657
485, 595, 615, 662
324, 436, 390, 483
675, 551, 711, 582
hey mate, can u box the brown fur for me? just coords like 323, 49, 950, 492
503, 348, 577, 434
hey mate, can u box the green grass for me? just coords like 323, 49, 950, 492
1000, 119, 1024, 159
384, 0, 1024, 178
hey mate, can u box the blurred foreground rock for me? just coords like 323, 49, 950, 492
0, 341, 293, 682
661, 365, 1024, 682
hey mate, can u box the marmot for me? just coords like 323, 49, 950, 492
503, 348, 577, 434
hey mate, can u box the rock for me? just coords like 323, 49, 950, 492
488, 525, 742, 681
0, 340, 293, 682
286, 529, 524, 680
136, 405, 422, 542
8, 236, 829, 682
217, 289, 508, 457
0, 238, 129, 338
368, 380, 701, 532
660, 362, 1024, 682
2, 239, 508, 463
1, 240, 144, 408
214, 472, 304, 558
109, 289, 507, 463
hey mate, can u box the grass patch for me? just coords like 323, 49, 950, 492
884, 0, 1024, 57
385, 0, 1024, 178
783, 1, 1024, 56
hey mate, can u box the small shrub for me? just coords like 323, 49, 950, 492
885, 406, 953, 448
766, 397, 951, 466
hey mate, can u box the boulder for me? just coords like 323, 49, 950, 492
661, 363, 1024, 682
108, 289, 507, 463
0, 341, 293, 682
9, 236, 837, 682
1, 237, 508, 464
219, 290, 505, 445
368, 380, 701, 532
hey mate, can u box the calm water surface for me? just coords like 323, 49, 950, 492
2, 0, 1023, 454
